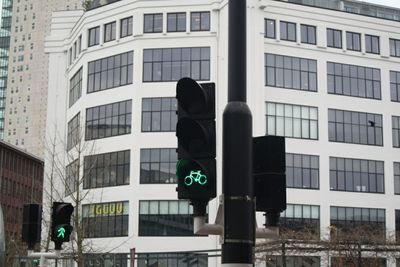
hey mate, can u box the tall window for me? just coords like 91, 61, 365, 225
88, 26, 100, 47
139, 200, 195, 236
144, 13, 163, 33
365, 34, 379, 54
327, 28, 342, 48
69, 67, 82, 107
390, 38, 400, 57
265, 19, 275, 39
143, 47, 210, 82
300, 24, 316, 44
190, 11, 210, 31
280, 21, 296, 42
120, 17, 133, 38
346, 32, 361, 51
286, 153, 319, 189
330, 157, 384, 193
393, 116, 400, 148
104, 21, 116, 42
266, 256, 320, 267
167, 13, 186, 32
83, 150, 130, 189
266, 102, 318, 140
140, 148, 177, 184
84, 254, 128, 267
328, 109, 383, 146
65, 159, 79, 196
396, 210, 400, 240
67, 113, 80, 151
87, 51, 133, 93
394, 162, 400, 195
265, 53, 317, 91
82, 201, 129, 238
327, 62, 381, 99
85, 100, 132, 140
137, 253, 207, 267
280, 204, 320, 238
390, 71, 400, 102
141, 97, 177, 132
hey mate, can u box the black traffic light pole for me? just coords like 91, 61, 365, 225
222, 0, 254, 266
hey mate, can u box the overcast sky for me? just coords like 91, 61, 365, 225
361, 0, 400, 8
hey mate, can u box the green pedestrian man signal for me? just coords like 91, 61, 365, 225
57, 226, 66, 239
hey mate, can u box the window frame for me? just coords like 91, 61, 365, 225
393, 116, 400, 148
144, 13, 163, 33
104, 21, 116, 43
346, 31, 361, 51
300, 24, 316, 45
365, 34, 380, 54
69, 67, 82, 108
190, 11, 210, 32
327, 28, 342, 49
280, 21, 296, 42
286, 153, 319, 190
141, 97, 177, 132
390, 38, 400, 57
167, 12, 186, 32
394, 162, 400, 195
140, 148, 177, 184
390, 71, 400, 102
120, 16, 133, 38
265, 19, 276, 39
88, 26, 100, 47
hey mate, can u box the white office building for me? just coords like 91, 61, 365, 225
44, 0, 400, 266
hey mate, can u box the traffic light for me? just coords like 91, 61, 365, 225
22, 204, 42, 250
253, 136, 286, 226
51, 202, 73, 250
176, 77, 216, 207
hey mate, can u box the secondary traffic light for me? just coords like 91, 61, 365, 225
176, 77, 216, 204
253, 136, 286, 226
51, 202, 73, 250
21, 204, 42, 250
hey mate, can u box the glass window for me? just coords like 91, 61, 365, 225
167, 12, 186, 32
104, 21, 116, 42
143, 47, 210, 82
346, 31, 361, 51
393, 116, 400, 148
120, 17, 133, 38
266, 102, 318, 140
396, 210, 400, 240
88, 26, 100, 47
140, 148, 177, 184
390, 38, 400, 57
266, 256, 320, 267
265, 53, 317, 91
137, 253, 208, 267
365, 34, 380, 54
328, 109, 383, 146
69, 67, 82, 107
190, 11, 210, 31
280, 204, 320, 238
85, 100, 132, 140
394, 163, 400, 195
327, 62, 381, 99
327, 28, 342, 49
300, 24, 316, 44
390, 71, 400, 102
144, 13, 163, 33
141, 97, 177, 132
286, 153, 319, 189
265, 19, 275, 39
65, 159, 79, 196
280, 21, 296, 42
84, 254, 128, 267
87, 51, 133, 93
67, 113, 80, 151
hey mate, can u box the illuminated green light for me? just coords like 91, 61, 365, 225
56, 226, 66, 239
184, 170, 207, 186
32, 259, 39, 264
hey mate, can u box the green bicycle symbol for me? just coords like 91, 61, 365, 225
184, 170, 207, 186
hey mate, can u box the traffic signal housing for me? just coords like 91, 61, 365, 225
22, 204, 42, 250
51, 202, 74, 250
176, 78, 216, 209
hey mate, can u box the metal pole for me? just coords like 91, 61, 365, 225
222, 0, 254, 266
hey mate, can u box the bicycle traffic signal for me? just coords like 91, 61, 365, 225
51, 202, 73, 250
176, 78, 216, 203
21, 204, 42, 250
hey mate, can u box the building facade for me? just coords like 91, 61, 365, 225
44, 0, 400, 266
0, 140, 44, 266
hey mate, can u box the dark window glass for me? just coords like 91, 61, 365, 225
65, 159, 79, 196
390, 38, 400, 57
84, 254, 128, 267
365, 34, 380, 54
104, 21, 116, 42
87, 51, 133, 93
265, 53, 317, 91
396, 210, 400, 240
331, 257, 386, 267
84, 150, 130, 189
327, 28, 342, 49
265, 19, 275, 39
390, 71, 400, 102
286, 153, 319, 189
140, 148, 177, 184
300, 24, 316, 44
82, 202, 128, 238
143, 47, 210, 82
120, 17, 133, 38
67, 113, 80, 151
69, 67, 82, 107
266, 102, 318, 140
327, 62, 381, 99
137, 253, 208, 267
280, 21, 296, 42
141, 97, 177, 132
85, 100, 132, 141
330, 157, 384, 193
280, 204, 320, 239
346, 31, 361, 51
190, 11, 210, 31
144, 13, 163, 33
139, 200, 198, 236
167, 13, 186, 32
393, 116, 400, 148
328, 109, 383, 146
394, 163, 400, 195
88, 26, 100, 47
